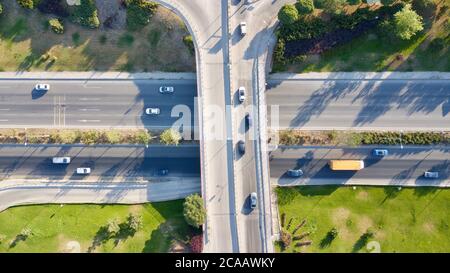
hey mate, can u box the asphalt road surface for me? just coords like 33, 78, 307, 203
270, 146, 450, 186
266, 79, 450, 130
0, 144, 200, 181
0, 79, 197, 129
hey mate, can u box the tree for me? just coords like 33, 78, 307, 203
160, 128, 182, 145
0, 3, 3, 15
393, 4, 423, 40
183, 194, 206, 228
380, 0, 395, 6
126, 213, 143, 233
278, 4, 299, 25
315, 0, 347, 14
347, 0, 361, 5
295, 0, 315, 14
106, 219, 121, 237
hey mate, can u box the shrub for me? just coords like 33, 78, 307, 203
72, 32, 81, 44
104, 130, 121, 144
80, 130, 101, 145
315, 0, 347, 14
0, 3, 3, 15
183, 194, 206, 228
133, 130, 151, 144
70, 0, 100, 28
380, 0, 395, 6
183, 35, 195, 55
160, 128, 182, 145
295, 0, 315, 14
347, 0, 361, 5
329, 227, 338, 239
99, 34, 107, 44
17, 0, 40, 9
190, 234, 203, 253
429, 37, 445, 52
124, 0, 158, 31
392, 4, 424, 40
118, 33, 135, 47
48, 18, 64, 34
278, 4, 299, 25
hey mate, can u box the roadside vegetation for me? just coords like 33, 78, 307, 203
0, 0, 194, 72
276, 186, 450, 253
276, 130, 450, 146
0, 201, 201, 253
0, 128, 197, 145
273, 0, 450, 72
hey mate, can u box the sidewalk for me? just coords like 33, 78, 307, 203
272, 178, 450, 188
0, 71, 197, 80
269, 72, 450, 81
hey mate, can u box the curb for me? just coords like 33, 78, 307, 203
0, 72, 197, 81
268, 72, 450, 81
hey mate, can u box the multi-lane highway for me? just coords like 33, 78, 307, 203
0, 144, 200, 181
271, 146, 450, 186
266, 79, 450, 130
0, 79, 196, 129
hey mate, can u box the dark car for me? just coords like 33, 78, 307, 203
245, 112, 252, 128
158, 169, 169, 176
238, 140, 245, 154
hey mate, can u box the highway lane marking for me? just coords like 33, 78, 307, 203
77, 119, 101, 123
0, 119, 9, 122
0, 109, 10, 111
79, 98, 100, 101
78, 108, 100, 112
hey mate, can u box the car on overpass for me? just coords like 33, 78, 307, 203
76, 167, 91, 175
250, 192, 257, 209
238, 86, 246, 103
238, 140, 245, 154
240, 22, 247, 36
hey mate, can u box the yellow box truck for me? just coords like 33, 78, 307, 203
329, 160, 364, 171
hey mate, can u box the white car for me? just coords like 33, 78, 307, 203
52, 157, 70, 164
240, 22, 247, 36
35, 83, 50, 91
424, 171, 439, 179
76, 167, 91, 175
145, 108, 160, 115
250, 192, 257, 209
238, 86, 246, 103
159, 86, 174, 93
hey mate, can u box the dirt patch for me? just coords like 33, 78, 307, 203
357, 216, 373, 234
356, 191, 369, 201
58, 234, 82, 253
423, 222, 435, 233
332, 207, 351, 226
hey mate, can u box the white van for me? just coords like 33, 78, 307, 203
52, 157, 71, 164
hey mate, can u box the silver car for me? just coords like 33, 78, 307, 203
373, 149, 388, 156
424, 171, 439, 179
159, 86, 174, 93
287, 169, 303, 177
250, 192, 257, 209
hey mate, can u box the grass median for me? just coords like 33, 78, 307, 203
276, 186, 450, 253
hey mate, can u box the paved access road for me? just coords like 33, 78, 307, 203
271, 146, 450, 186
0, 144, 200, 181
266, 79, 450, 130
0, 79, 196, 129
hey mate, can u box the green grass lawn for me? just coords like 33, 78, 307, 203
276, 186, 450, 253
0, 1, 194, 72
0, 201, 197, 253
277, 2, 450, 72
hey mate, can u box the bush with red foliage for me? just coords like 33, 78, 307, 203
190, 234, 203, 253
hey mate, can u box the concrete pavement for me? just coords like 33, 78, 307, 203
266, 76, 450, 131
270, 146, 450, 187
0, 79, 197, 129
